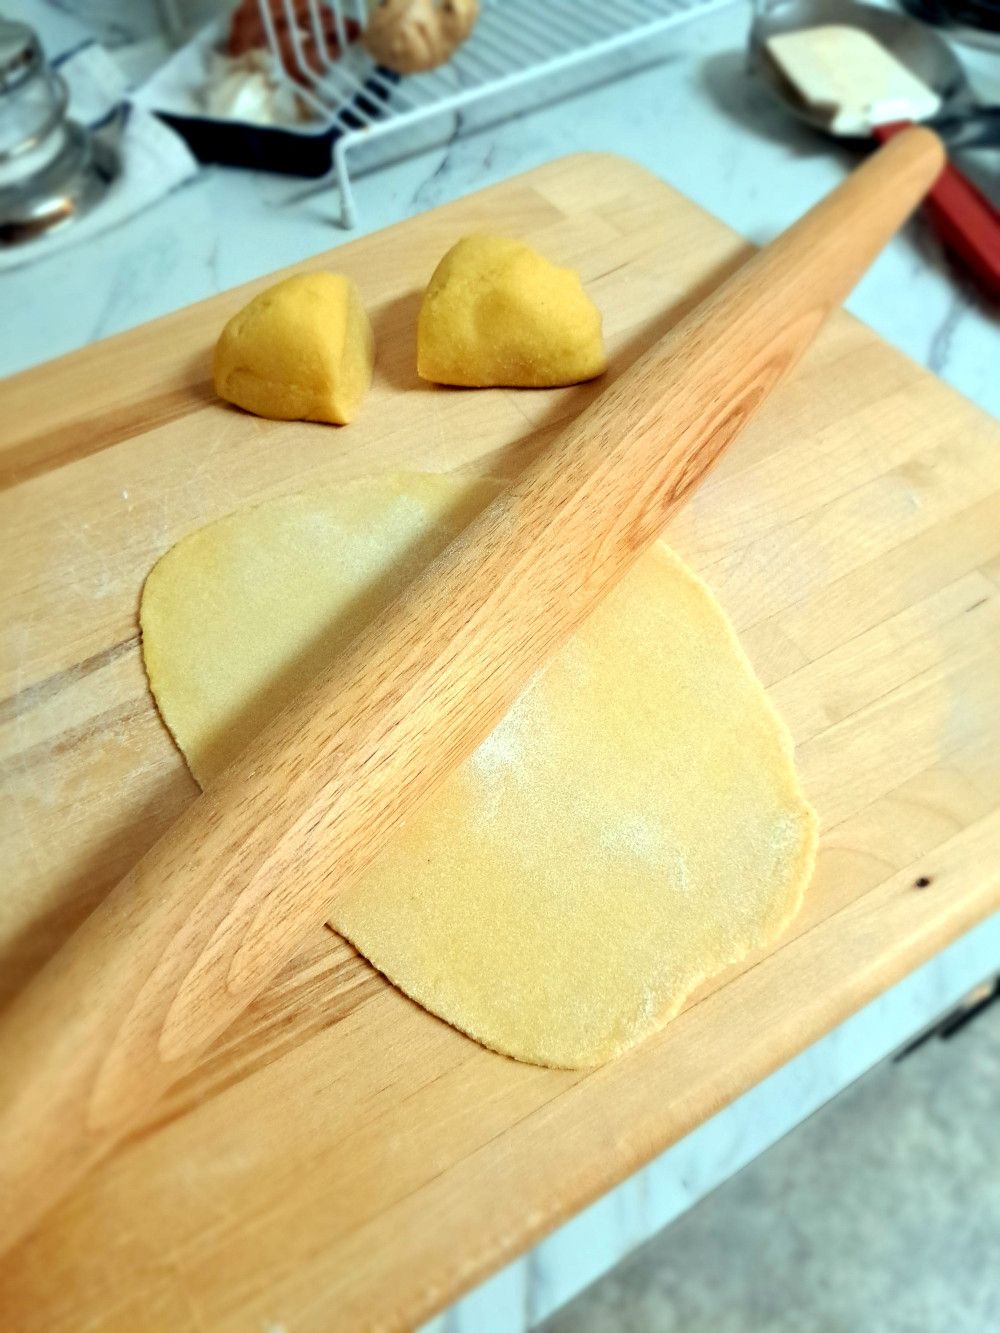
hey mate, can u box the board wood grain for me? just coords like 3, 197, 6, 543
2, 152, 999, 1331
0, 130, 945, 1254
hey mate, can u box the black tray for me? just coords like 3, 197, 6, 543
156, 68, 399, 178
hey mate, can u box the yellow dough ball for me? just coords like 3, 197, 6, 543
213, 272, 374, 425
417, 234, 606, 388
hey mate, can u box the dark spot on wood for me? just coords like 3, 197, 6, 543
0, 634, 140, 726
914, 875, 932, 889
965, 597, 988, 613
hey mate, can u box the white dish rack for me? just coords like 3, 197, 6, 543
209, 0, 736, 225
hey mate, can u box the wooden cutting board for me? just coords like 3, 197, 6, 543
2, 153, 999, 1332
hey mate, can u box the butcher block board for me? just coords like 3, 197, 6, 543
3, 153, 1000, 1332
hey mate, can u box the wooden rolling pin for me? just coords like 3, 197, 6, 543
0, 127, 943, 1256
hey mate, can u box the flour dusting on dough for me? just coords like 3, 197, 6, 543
140, 473, 817, 1069
469, 679, 537, 783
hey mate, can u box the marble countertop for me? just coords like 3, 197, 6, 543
4, 7, 998, 1328
4, 0, 999, 418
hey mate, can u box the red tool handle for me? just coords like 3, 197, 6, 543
874, 121, 1000, 298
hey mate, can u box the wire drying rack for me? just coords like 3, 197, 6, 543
256, 0, 733, 225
